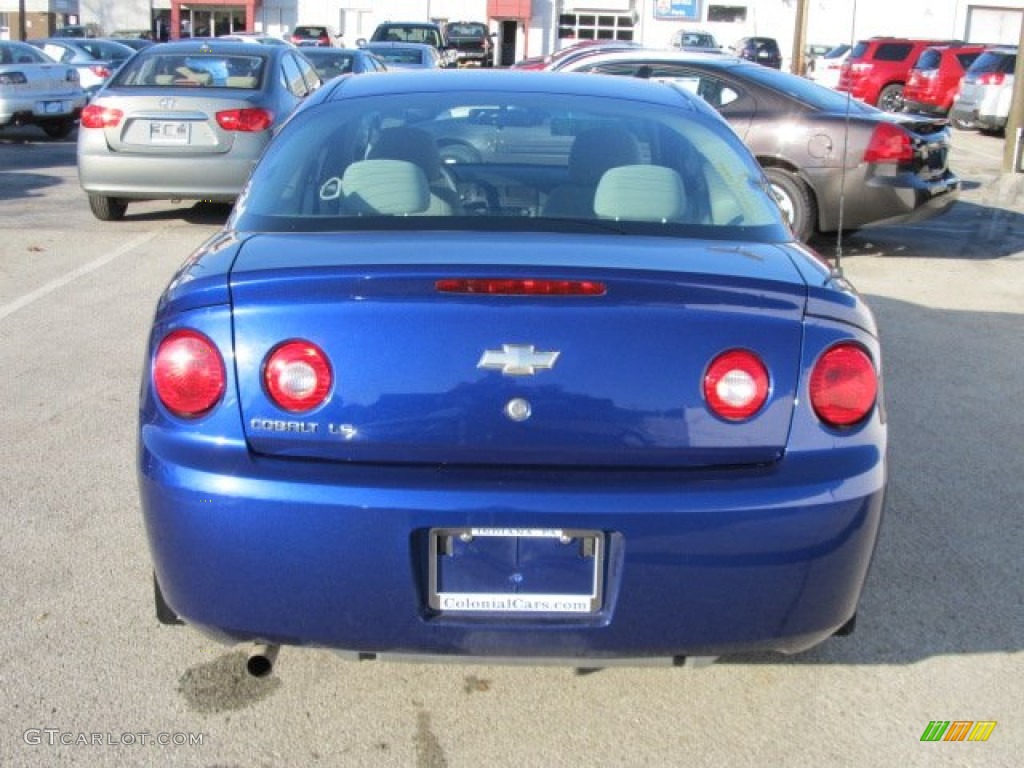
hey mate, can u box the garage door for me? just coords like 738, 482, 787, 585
967, 6, 1023, 45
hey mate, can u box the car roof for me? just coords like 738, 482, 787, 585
150, 40, 277, 53
318, 68, 706, 111
560, 49, 750, 68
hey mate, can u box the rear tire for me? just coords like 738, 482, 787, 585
877, 83, 904, 112
88, 193, 128, 221
764, 167, 816, 242
42, 120, 74, 139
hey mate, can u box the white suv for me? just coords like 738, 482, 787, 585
951, 46, 1016, 133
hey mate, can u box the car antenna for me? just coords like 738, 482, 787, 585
830, 0, 859, 280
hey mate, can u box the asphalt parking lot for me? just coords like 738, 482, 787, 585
0, 123, 1021, 767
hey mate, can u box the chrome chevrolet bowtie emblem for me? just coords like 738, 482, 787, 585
478, 344, 560, 376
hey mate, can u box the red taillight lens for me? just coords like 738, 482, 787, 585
89, 64, 112, 78
80, 104, 123, 128
435, 278, 606, 296
863, 122, 913, 164
809, 343, 878, 428
704, 349, 769, 421
319, 34, 330, 44
216, 108, 273, 132
264, 341, 332, 412
977, 72, 1006, 86
153, 329, 226, 418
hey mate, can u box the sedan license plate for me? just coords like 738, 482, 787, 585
429, 528, 603, 615
35, 100, 69, 115
148, 120, 191, 144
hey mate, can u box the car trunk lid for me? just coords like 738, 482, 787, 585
230, 233, 808, 468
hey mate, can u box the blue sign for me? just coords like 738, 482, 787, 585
654, 1, 702, 21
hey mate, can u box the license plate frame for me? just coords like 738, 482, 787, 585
428, 527, 604, 615
148, 119, 191, 144
35, 100, 69, 116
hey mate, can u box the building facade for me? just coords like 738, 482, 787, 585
2, 1, 1021, 71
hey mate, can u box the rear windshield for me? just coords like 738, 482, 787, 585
112, 52, 266, 88
913, 49, 942, 70
872, 43, 913, 62
956, 52, 982, 69
0, 42, 50, 64
968, 50, 1017, 74
367, 47, 427, 66
446, 23, 487, 38
77, 40, 133, 61
373, 26, 442, 46
822, 44, 850, 59
232, 88, 788, 241
295, 27, 327, 36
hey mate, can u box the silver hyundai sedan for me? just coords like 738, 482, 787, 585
77, 40, 321, 220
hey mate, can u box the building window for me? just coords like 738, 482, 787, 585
558, 13, 634, 41
707, 5, 748, 23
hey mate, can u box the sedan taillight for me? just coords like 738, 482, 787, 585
80, 104, 123, 128
216, 108, 273, 132
263, 341, 332, 412
89, 64, 112, 78
153, 329, 226, 419
0, 71, 28, 85
863, 122, 913, 164
704, 349, 769, 421
809, 343, 878, 428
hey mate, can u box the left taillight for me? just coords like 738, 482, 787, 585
863, 122, 914, 164
80, 104, 123, 128
153, 329, 226, 419
89, 64, 112, 78
216, 108, 273, 132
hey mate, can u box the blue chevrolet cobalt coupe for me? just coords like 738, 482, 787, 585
139, 70, 886, 671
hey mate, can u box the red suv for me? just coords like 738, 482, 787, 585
839, 37, 960, 111
903, 44, 986, 115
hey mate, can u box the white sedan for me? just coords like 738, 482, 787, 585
0, 40, 86, 139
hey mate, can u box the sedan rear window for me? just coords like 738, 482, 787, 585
113, 53, 266, 88
233, 89, 787, 240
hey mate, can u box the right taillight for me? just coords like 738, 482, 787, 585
809, 343, 878, 428
80, 104, 123, 128
863, 122, 914, 164
153, 329, 226, 419
977, 72, 1006, 86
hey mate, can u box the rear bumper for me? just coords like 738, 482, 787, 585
950, 105, 1007, 132
902, 99, 948, 116
140, 428, 886, 660
808, 164, 960, 232
77, 144, 257, 201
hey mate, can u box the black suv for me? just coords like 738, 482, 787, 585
733, 37, 782, 69
368, 22, 455, 67
444, 21, 494, 67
